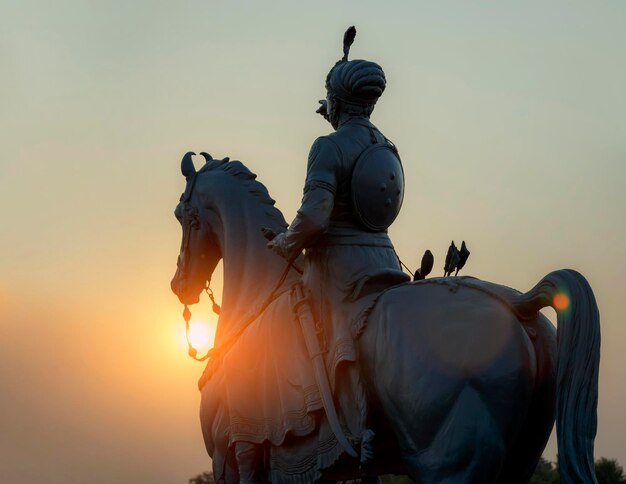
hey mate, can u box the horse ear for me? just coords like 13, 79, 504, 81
181, 151, 196, 179
222, 157, 230, 162
200, 152, 213, 163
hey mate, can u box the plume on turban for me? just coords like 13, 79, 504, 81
324, 26, 386, 106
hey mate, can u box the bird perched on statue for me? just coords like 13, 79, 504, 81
444, 241, 460, 277
455, 241, 470, 276
413, 250, 434, 281
443, 240, 471, 276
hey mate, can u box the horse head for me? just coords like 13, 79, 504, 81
170, 152, 222, 305
170, 151, 299, 347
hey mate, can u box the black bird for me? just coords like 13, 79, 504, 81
455, 241, 470, 276
444, 241, 461, 276
413, 250, 434, 281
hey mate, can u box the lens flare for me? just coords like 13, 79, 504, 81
553, 292, 570, 311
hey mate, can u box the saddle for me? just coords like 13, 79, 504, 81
349, 268, 411, 301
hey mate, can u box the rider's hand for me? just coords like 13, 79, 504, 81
261, 227, 277, 241
267, 232, 290, 260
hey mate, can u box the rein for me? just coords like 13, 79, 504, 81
177, 157, 304, 363
183, 258, 298, 362
182, 283, 220, 361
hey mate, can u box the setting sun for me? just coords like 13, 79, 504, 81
179, 319, 216, 354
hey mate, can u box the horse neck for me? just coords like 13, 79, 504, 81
209, 174, 295, 344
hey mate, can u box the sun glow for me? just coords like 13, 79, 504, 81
178, 319, 216, 354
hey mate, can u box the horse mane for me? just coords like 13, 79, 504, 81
200, 158, 288, 229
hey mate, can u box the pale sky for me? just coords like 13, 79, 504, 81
1, 1, 625, 483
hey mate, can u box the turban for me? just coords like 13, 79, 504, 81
325, 26, 386, 106
326, 59, 386, 106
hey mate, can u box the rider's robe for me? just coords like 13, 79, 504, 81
288, 117, 408, 422
267, 117, 409, 476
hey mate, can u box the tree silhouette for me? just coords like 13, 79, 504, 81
189, 457, 625, 483
529, 457, 559, 484
527, 456, 626, 484
380, 476, 412, 483
595, 458, 626, 484
189, 471, 215, 484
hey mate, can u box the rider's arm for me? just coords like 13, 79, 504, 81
275, 137, 341, 260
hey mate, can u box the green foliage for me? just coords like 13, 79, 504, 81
188, 471, 215, 484
380, 475, 412, 483
528, 457, 626, 484
595, 457, 626, 484
188, 457, 626, 483
529, 457, 559, 484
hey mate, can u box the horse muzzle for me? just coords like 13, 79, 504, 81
171, 270, 201, 305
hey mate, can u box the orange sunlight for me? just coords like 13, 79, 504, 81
178, 316, 217, 356
553, 293, 570, 312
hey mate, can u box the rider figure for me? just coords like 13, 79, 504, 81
268, 26, 408, 471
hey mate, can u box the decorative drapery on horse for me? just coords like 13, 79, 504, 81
170, 152, 600, 483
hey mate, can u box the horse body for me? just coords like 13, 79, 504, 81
358, 281, 556, 483
171, 153, 599, 483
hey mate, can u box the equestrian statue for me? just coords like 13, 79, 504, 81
170, 27, 601, 484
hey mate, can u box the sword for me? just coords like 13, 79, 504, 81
291, 283, 358, 459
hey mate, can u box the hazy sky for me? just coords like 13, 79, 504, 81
1, 1, 625, 482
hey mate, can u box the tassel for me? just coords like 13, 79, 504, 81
205, 285, 221, 315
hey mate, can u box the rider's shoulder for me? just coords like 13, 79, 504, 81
340, 117, 378, 131
308, 135, 342, 160
333, 118, 380, 142
313, 134, 341, 148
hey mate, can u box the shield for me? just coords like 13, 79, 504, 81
351, 143, 404, 231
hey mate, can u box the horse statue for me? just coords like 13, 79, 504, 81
170, 152, 600, 483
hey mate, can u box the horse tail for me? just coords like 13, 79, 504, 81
513, 269, 600, 483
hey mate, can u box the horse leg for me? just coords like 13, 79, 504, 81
497, 317, 557, 484
496, 411, 552, 484
388, 385, 506, 483
234, 441, 263, 484
211, 446, 240, 484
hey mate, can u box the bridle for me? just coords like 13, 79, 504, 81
176, 157, 300, 363
181, 232, 299, 362
178, 164, 223, 361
